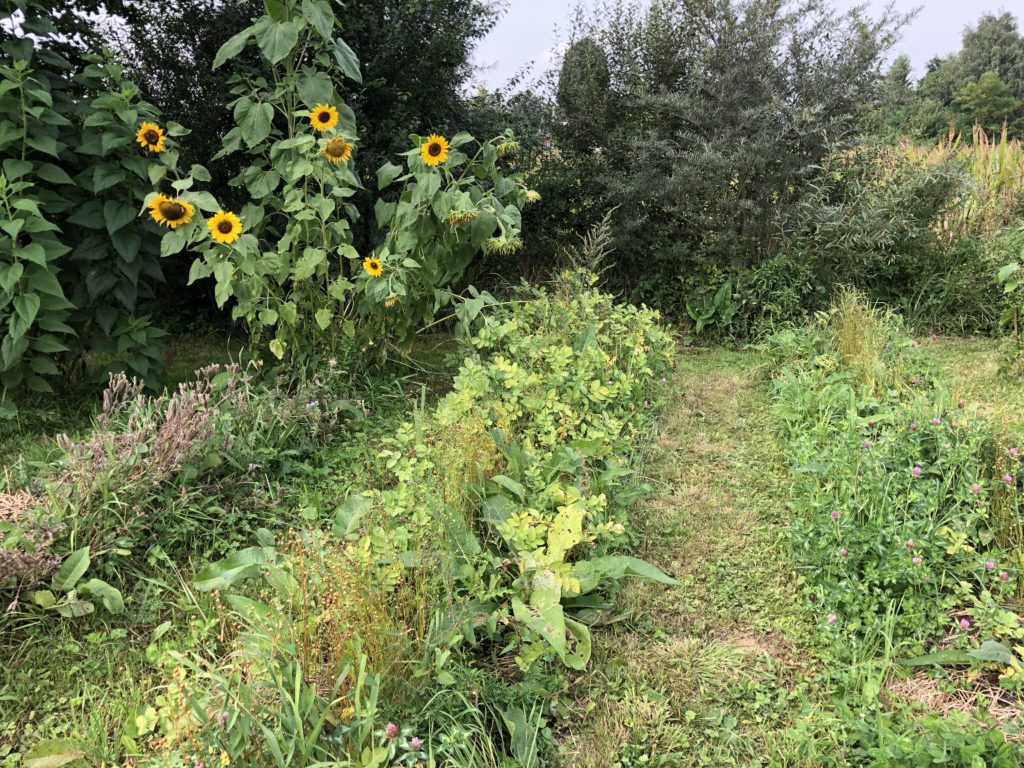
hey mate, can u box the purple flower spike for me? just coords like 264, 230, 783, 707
912, 466, 923, 477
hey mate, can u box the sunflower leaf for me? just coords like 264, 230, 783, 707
213, 27, 252, 70
301, 0, 334, 40
257, 21, 299, 66
333, 38, 362, 83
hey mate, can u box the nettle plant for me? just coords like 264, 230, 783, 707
152, 0, 530, 367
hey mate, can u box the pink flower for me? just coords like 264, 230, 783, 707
385, 722, 399, 740
986, 560, 995, 570
912, 556, 923, 564
971, 483, 981, 494
959, 618, 971, 631
905, 538, 914, 549
411, 737, 423, 750
863, 440, 873, 448
912, 465, 923, 477
951, 421, 958, 429
1001, 571, 1010, 583
909, 422, 918, 431
831, 510, 841, 520
827, 614, 837, 624
932, 418, 942, 426
958, 399, 966, 409
1003, 474, 1013, 485
1012, 448, 1019, 458
218, 711, 229, 726
840, 548, 849, 558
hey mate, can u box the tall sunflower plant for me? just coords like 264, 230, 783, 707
365, 130, 532, 349
140, 0, 533, 368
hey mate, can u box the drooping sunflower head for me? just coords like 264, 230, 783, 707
322, 137, 353, 165
363, 257, 383, 278
136, 122, 166, 153
148, 194, 194, 229
420, 134, 449, 167
447, 209, 480, 227
310, 104, 339, 133
208, 211, 243, 245
484, 235, 523, 256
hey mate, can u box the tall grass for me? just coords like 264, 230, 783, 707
903, 125, 1024, 243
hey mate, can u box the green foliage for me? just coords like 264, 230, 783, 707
954, 71, 1024, 137
162, 0, 529, 368
0, 3, 189, 417
525, 0, 906, 318
184, 270, 675, 762
767, 294, 1024, 656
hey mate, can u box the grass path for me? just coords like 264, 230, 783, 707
561, 348, 830, 767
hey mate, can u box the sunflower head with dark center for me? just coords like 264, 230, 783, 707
159, 201, 186, 221
144, 130, 160, 145
318, 111, 332, 123
217, 219, 234, 234
428, 142, 443, 157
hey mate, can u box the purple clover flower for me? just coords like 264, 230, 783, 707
411, 737, 423, 750
831, 510, 841, 520
959, 618, 971, 631
827, 614, 837, 624
912, 465, 923, 477
385, 722, 399, 740
986, 560, 996, 570
912, 556, 922, 564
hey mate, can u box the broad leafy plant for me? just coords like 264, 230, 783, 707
169, 0, 531, 367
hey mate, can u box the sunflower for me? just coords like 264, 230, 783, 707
363, 257, 383, 277
322, 137, 353, 164
208, 211, 243, 244
310, 104, 339, 132
136, 122, 166, 153
148, 194, 194, 229
420, 134, 449, 166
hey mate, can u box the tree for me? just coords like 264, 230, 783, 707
555, 36, 612, 154
953, 70, 1023, 136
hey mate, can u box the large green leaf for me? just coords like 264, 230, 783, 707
213, 26, 252, 69
333, 38, 362, 83
256, 20, 299, 65
51, 547, 90, 592
194, 547, 275, 592
301, 0, 334, 39
572, 555, 679, 595
22, 739, 85, 768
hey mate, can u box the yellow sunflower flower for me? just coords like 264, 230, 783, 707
322, 137, 353, 164
208, 211, 243, 244
363, 257, 383, 277
310, 104, 339, 132
420, 134, 449, 166
148, 194, 194, 229
136, 122, 166, 153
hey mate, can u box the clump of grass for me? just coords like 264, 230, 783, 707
828, 287, 895, 397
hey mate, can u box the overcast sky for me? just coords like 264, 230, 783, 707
471, 1, 1021, 91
